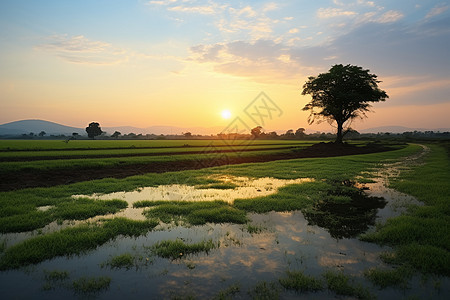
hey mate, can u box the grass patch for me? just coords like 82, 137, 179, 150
149, 238, 216, 260
0, 218, 158, 270
361, 143, 450, 275
102, 253, 135, 269
141, 200, 248, 225
364, 266, 413, 288
44, 270, 70, 281
195, 182, 238, 189
279, 270, 324, 292
72, 276, 111, 294
324, 270, 373, 299
52, 198, 128, 220
248, 281, 280, 300
213, 284, 240, 300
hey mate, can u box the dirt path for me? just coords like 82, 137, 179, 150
0, 143, 392, 191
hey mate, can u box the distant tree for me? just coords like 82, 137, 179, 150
251, 126, 263, 138
302, 64, 388, 143
295, 128, 306, 139
183, 132, 192, 138
284, 129, 295, 138
111, 131, 121, 139
267, 131, 278, 139
29, 132, 34, 137
343, 128, 360, 139
72, 133, 79, 138
85, 122, 103, 139
38, 131, 46, 137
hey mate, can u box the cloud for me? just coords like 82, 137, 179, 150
425, 4, 449, 19
376, 10, 404, 23
35, 35, 127, 65
189, 15, 450, 106
168, 5, 217, 15
317, 8, 357, 18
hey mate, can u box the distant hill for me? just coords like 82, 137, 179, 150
0, 119, 224, 136
0, 120, 85, 136
359, 126, 450, 134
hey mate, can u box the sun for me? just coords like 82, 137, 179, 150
221, 109, 232, 120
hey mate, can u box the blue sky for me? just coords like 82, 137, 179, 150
1, 0, 449, 131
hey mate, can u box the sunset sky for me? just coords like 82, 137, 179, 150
1, 0, 449, 133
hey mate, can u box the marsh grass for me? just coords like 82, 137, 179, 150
44, 270, 70, 281
72, 276, 111, 294
324, 270, 373, 299
364, 266, 413, 288
361, 143, 450, 275
140, 200, 248, 225
248, 281, 280, 300
195, 182, 238, 189
213, 284, 240, 300
279, 271, 324, 292
102, 253, 135, 269
52, 198, 128, 220
0, 218, 158, 270
149, 238, 217, 260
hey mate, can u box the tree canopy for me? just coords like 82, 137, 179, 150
302, 64, 388, 143
85, 122, 103, 139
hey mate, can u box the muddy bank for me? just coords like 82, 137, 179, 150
0, 143, 393, 191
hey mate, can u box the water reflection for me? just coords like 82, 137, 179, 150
74, 176, 313, 205
303, 191, 387, 239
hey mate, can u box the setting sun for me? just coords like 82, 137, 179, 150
221, 109, 232, 120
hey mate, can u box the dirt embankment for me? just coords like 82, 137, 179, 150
0, 143, 392, 191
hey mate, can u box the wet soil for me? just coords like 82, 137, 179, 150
0, 142, 392, 191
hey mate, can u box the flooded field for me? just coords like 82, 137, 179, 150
0, 143, 448, 299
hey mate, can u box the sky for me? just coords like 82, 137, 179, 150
0, 0, 449, 133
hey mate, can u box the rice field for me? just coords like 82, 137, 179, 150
0, 139, 448, 299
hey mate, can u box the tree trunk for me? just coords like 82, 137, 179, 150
336, 122, 343, 144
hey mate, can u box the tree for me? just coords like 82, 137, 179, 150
183, 132, 192, 138
111, 131, 121, 139
302, 64, 388, 143
251, 126, 263, 138
38, 131, 46, 137
85, 122, 103, 139
295, 128, 306, 139
284, 129, 295, 139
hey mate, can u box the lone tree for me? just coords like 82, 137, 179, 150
302, 64, 388, 143
111, 131, 121, 139
86, 122, 103, 139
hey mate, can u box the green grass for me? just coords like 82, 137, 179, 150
140, 200, 248, 225
44, 270, 70, 281
361, 143, 450, 275
0, 218, 158, 270
102, 253, 135, 269
72, 276, 111, 294
279, 271, 324, 292
0, 148, 301, 175
53, 198, 128, 220
364, 266, 413, 288
248, 281, 280, 300
149, 239, 217, 260
0, 139, 312, 151
213, 284, 240, 300
324, 270, 373, 299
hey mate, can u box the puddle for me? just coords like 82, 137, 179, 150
73, 176, 314, 220
360, 144, 428, 224
36, 205, 54, 212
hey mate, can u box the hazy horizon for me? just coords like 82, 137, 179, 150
1, 1, 449, 132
